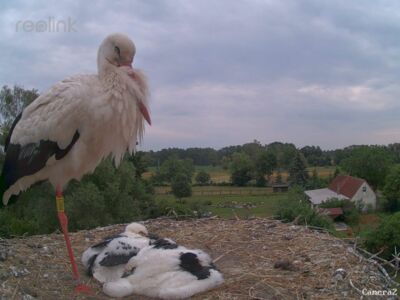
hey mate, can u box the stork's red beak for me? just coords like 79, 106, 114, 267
139, 101, 151, 125
119, 62, 151, 125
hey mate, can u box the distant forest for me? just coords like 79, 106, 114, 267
140, 140, 400, 169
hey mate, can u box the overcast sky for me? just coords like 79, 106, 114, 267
1, 0, 400, 150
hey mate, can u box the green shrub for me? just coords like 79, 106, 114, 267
364, 212, 400, 260
274, 186, 334, 232
9, 218, 38, 236
195, 171, 211, 186
0, 158, 158, 237
319, 198, 360, 224
171, 174, 192, 199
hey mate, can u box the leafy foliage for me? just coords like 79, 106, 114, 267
319, 198, 360, 224
230, 152, 253, 186
171, 174, 192, 199
0, 158, 158, 237
0, 85, 39, 150
300, 145, 330, 166
288, 151, 309, 187
155, 156, 194, 185
275, 170, 283, 184
195, 171, 211, 185
341, 146, 392, 189
274, 186, 334, 231
255, 151, 277, 187
382, 165, 400, 212
364, 212, 400, 260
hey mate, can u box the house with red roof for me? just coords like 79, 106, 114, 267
305, 175, 376, 212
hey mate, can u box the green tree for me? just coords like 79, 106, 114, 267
288, 151, 309, 187
267, 142, 297, 169
255, 151, 277, 186
230, 152, 253, 186
274, 186, 334, 231
158, 156, 194, 184
364, 212, 400, 260
333, 167, 340, 178
66, 158, 155, 229
341, 146, 392, 189
319, 198, 360, 224
221, 156, 231, 170
129, 151, 150, 178
382, 165, 400, 212
0, 85, 39, 146
300, 145, 327, 166
66, 182, 111, 229
195, 171, 211, 186
241, 140, 264, 158
306, 168, 319, 189
171, 174, 192, 199
275, 170, 283, 184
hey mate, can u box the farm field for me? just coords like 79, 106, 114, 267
155, 192, 287, 219
144, 165, 337, 183
154, 185, 273, 195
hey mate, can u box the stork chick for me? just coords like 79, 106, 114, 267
82, 222, 151, 283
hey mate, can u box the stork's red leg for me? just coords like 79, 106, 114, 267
56, 187, 92, 294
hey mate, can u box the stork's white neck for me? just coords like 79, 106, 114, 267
97, 64, 125, 94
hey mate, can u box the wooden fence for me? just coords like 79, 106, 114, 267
155, 187, 273, 196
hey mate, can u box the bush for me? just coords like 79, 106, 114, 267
0, 158, 158, 237
274, 186, 334, 232
319, 198, 360, 224
155, 200, 208, 219
364, 212, 400, 260
195, 171, 211, 186
230, 152, 253, 186
382, 165, 400, 212
171, 174, 192, 199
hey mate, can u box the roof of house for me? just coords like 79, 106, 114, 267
317, 207, 344, 219
328, 175, 366, 198
304, 188, 349, 205
324, 207, 343, 216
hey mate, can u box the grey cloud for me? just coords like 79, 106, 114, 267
1, 0, 400, 150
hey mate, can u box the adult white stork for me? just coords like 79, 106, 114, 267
0, 33, 151, 292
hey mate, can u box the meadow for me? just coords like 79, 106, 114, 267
155, 190, 287, 219
145, 165, 337, 184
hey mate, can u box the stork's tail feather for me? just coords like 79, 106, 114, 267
0, 174, 6, 207
0, 174, 17, 207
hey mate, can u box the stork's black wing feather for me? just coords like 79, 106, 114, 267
151, 238, 178, 249
4, 112, 22, 152
0, 129, 80, 206
179, 252, 213, 280
99, 249, 139, 267
91, 234, 125, 249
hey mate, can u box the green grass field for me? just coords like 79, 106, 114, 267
155, 185, 273, 195
155, 192, 287, 219
145, 165, 337, 184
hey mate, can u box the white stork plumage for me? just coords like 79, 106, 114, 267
82, 223, 151, 283
103, 238, 224, 299
0, 33, 151, 292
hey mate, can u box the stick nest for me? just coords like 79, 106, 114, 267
0, 217, 392, 299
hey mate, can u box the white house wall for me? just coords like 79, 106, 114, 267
352, 182, 376, 211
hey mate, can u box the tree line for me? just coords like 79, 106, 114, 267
142, 139, 400, 170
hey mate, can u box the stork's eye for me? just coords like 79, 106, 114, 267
114, 46, 121, 57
